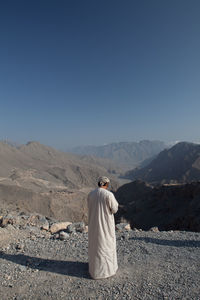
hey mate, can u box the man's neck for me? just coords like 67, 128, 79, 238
100, 186, 108, 190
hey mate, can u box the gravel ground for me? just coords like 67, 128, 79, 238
0, 227, 200, 300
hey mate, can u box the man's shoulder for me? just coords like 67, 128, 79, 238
88, 188, 98, 197
102, 188, 114, 197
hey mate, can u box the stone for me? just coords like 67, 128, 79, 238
133, 228, 139, 232
124, 224, 131, 231
27, 214, 49, 229
116, 223, 131, 231
41, 222, 49, 231
83, 225, 88, 233
18, 266, 27, 272
50, 222, 72, 234
15, 243, 24, 251
59, 231, 70, 240
149, 226, 159, 232
0, 215, 14, 227
67, 222, 85, 233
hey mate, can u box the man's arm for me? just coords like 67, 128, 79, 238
107, 192, 118, 214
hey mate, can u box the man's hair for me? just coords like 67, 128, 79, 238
98, 181, 108, 187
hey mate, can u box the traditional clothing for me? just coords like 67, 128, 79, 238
87, 186, 119, 279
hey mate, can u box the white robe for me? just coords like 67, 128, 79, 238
87, 187, 119, 279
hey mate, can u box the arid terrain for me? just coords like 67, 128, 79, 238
0, 141, 123, 222
0, 140, 200, 299
0, 212, 200, 300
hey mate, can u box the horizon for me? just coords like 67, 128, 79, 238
1, 138, 200, 152
1, 0, 200, 149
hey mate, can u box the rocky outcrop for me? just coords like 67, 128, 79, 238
115, 180, 200, 232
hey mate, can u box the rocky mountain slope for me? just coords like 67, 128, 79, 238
0, 141, 120, 222
115, 180, 200, 232
0, 212, 199, 300
71, 140, 166, 170
123, 142, 200, 184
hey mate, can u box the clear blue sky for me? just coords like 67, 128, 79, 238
0, 0, 200, 149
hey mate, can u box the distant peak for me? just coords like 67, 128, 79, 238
26, 141, 41, 146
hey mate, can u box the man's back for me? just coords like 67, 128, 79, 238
87, 185, 118, 279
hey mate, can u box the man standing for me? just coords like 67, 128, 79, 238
87, 176, 119, 279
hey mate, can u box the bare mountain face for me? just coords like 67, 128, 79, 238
123, 142, 200, 184
115, 180, 200, 232
70, 140, 167, 170
0, 141, 120, 222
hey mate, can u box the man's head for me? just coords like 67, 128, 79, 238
98, 176, 110, 189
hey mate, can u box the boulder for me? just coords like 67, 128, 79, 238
50, 222, 72, 234
41, 222, 49, 231
27, 214, 49, 229
67, 222, 85, 233
116, 223, 131, 231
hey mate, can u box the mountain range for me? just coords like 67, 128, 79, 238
123, 142, 200, 184
70, 140, 167, 170
1, 139, 200, 231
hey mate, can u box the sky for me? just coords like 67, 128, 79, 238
0, 0, 200, 149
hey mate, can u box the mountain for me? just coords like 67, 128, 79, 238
123, 142, 200, 184
115, 180, 200, 232
70, 140, 167, 170
0, 141, 120, 189
0, 141, 120, 222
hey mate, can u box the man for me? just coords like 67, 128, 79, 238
87, 176, 119, 279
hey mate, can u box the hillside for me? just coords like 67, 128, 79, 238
123, 142, 200, 184
0, 141, 120, 221
70, 140, 166, 170
115, 180, 200, 232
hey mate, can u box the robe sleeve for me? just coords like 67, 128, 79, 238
107, 192, 118, 214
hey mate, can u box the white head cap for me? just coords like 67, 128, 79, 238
98, 176, 110, 187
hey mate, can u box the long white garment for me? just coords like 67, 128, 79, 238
87, 187, 119, 279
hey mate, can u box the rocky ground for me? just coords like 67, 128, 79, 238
0, 213, 200, 300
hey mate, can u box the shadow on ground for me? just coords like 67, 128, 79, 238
129, 237, 200, 247
0, 251, 90, 279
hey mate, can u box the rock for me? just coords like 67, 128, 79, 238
149, 226, 159, 232
83, 225, 88, 233
41, 222, 49, 231
59, 231, 70, 240
124, 223, 131, 231
18, 265, 27, 272
15, 243, 24, 251
67, 222, 85, 233
133, 228, 139, 232
0, 215, 14, 227
27, 214, 49, 229
50, 222, 72, 234
116, 223, 131, 231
